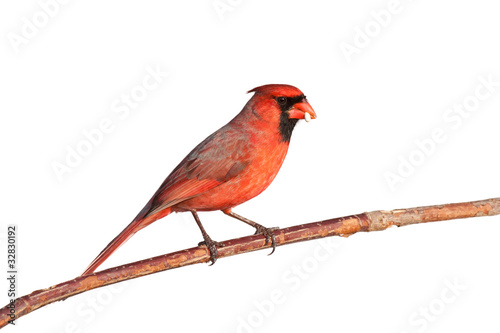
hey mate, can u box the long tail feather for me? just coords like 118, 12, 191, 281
81, 207, 172, 275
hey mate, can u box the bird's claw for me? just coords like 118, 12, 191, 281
198, 239, 224, 265
254, 226, 278, 255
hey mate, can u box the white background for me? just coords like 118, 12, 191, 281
1, 1, 500, 332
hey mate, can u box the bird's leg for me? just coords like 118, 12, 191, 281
191, 210, 224, 265
222, 209, 278, 255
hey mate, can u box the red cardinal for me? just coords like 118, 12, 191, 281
82, 84, 316, 275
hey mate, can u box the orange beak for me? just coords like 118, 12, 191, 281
288, 100, 317, 122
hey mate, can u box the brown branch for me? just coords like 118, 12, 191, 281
1, 197, 499, 328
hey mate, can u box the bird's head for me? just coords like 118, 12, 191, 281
246, 84, 317, 142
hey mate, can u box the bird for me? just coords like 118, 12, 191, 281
81, 84, 316, 275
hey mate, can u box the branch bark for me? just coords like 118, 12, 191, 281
1, 197, 499, 328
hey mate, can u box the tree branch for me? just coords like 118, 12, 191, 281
1, 197, 499, 328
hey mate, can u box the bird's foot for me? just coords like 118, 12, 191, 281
254, 225, 278, 255
198, 238, 225, 265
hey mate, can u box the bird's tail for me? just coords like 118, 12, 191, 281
81, 207, 172, 276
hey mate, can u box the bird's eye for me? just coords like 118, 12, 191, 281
277, 97, 287, 105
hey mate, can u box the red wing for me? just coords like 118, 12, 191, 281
144, 127, 250, 217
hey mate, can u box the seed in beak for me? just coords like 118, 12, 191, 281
304, 112, 311, 122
